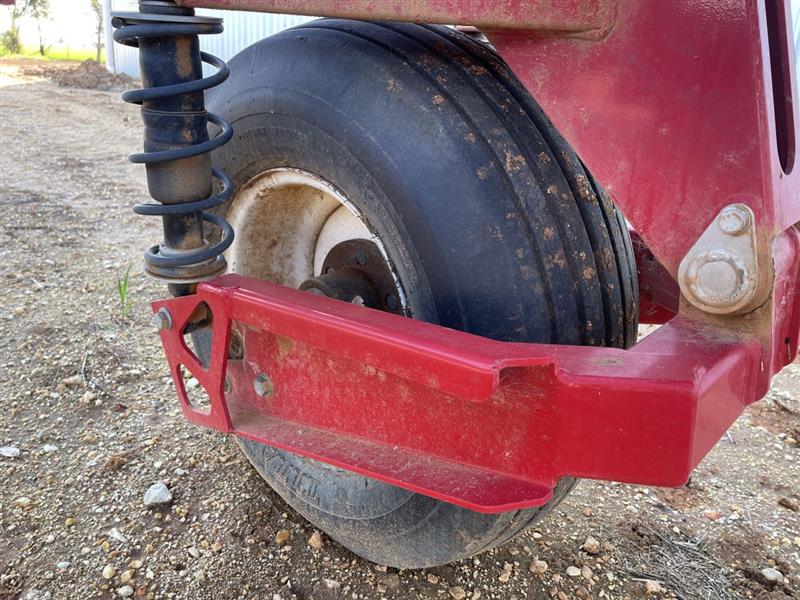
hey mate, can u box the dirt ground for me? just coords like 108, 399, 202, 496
0, 60, 799, 600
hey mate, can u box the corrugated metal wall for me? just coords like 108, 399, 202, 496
106, 1, 313, 78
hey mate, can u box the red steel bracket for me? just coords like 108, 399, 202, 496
154, 274, 771, 513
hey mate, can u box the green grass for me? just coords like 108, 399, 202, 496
116, 263, 135, 319
0, 45, 104, 62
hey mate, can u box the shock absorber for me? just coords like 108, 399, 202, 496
112, 0, 234, 295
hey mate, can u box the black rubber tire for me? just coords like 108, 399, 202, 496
206, 19, 638, 569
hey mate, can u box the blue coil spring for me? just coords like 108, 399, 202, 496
112, 13, 234, 273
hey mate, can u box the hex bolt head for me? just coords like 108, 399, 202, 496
253, 373, 274, 398
153, 308, 173, 331
717, 204, 751, 236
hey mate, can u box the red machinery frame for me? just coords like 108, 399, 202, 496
151, 0, 800, 511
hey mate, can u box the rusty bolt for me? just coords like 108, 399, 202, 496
717, 204, 751, 236
153, 308, 173, 331
253, 373, 274, 398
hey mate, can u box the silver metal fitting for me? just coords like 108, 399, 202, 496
153, 307, 173, 331
685, 250, 751, 308
253, 373, 274, 398
678, 203, 760, 315
717, 204, 751, 236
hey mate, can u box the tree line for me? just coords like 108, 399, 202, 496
2, 0, 104, 62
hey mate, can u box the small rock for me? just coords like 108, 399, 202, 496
581, 535, 601, 555
120, 570, 134, 584
379, 573, 400, 590
449, 586, 467, 600
187, 546, 200, 558
64, 517, 76, 527
102, 565, 117, 579
108, 528, 128, 544
498, 562, 513, 582
0, 445, 20, 458
758, 567, 784, 586
56, 561, 70, 569
41, 444, 58, 454
704, 510, 723, 521
307, 530, 324, 550
644, 580, 663, 594
116, 585, 134, 598
778, 497, 799, 512
427, 574, 439, 584
143, 481, 172, 506
323, 579, 340, 589
566, 566, 581, 577
529, 559, 548, 574
15, 497, 32, 508
275, 529, 290, 545
45, 534, 55, 544
581, 566, 592, 580
194, 569, 206, 583
62, 375, 83, 387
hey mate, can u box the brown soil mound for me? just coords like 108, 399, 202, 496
20, 58, 134, 92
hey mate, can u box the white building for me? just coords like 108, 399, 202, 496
104, 1, 312, 78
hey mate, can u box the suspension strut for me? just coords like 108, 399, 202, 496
112, 0, 234, 296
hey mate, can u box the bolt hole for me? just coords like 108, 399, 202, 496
253, 373, 274, 399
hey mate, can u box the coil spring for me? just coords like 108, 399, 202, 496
112, 10, 234, 280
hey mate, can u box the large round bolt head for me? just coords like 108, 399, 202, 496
686, 250, 749, 308
153, 308, 173, 331
717, 204, 751, 236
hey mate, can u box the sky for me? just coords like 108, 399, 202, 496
1, 1, 102, 50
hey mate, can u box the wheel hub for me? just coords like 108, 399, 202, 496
300, 239, 402, 313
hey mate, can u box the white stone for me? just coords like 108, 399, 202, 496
0, 446, 20, 458
143, 481, 172, 506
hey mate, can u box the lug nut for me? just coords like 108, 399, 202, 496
253, 373, 273, 398
153, 307, 173, 331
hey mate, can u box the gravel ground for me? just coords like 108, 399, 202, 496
1, 61, 799, 600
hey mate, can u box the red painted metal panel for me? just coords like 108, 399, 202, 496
153, 275, 769, 513
488, 0, 799, 276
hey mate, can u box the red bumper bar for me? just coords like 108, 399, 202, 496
154, 274, 765, 513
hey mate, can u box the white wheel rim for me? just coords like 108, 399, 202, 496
225, 167, 407, 309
